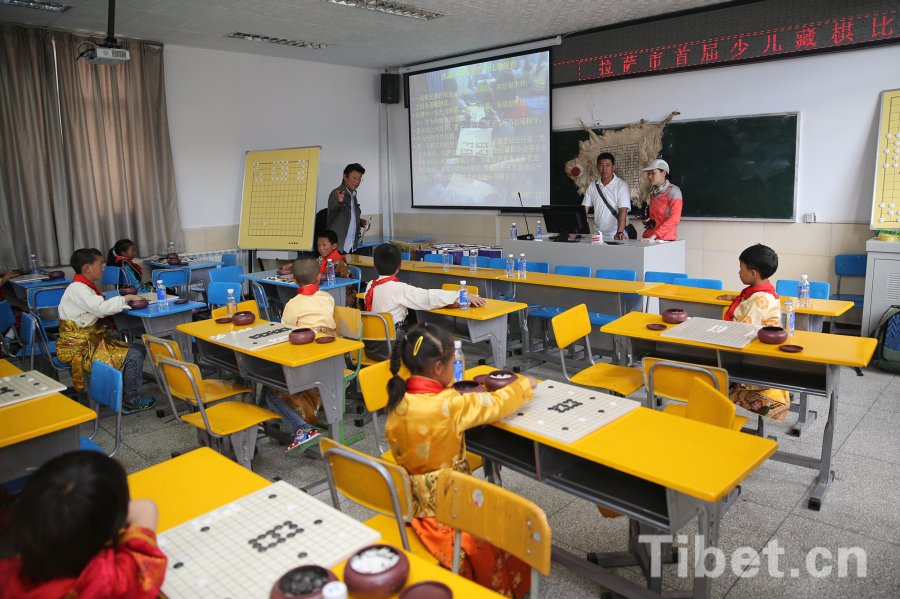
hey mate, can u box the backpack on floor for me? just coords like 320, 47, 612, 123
873, 305, 900, 374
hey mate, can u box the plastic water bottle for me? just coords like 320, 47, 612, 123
798, 275, 810, 308
469, 249, 478, 274
167, 241, 175, 255
156, 279, 167, 308
506, 254, 515, 278
518, 253, 527, 279
459, 280, 469, 311
441, 251, 450, 272
536, 220, 542, 239
29, 254, 38, 274
453, 340, 465, 382
782, 298, 795, 338
510, 223, 517, 239
226, 288, 237, 317
326, 259, 336, 285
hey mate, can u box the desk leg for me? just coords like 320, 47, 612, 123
464, 316, 507, 370
807, 365, 838, 511
693, 501, 721, 599
788, 392, 817, 437
283, 356, 346, 444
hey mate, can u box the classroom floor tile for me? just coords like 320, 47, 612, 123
839, 408, 900, 464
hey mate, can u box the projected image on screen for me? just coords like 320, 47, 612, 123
409, 51, 551, 209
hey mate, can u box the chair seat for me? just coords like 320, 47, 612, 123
172, 379, 254, 405
570, 363, 644, 396
588, 312, 617, 327
830, 293, 864, 308
181, 402, 280, 436
79, 436, 106, 454
364, 515, 439, 564
380, 449, 483, 473
361, 355, 380, 367
661, 404, 748, 431
528, 307, 563, 320
344, 368, 356, 378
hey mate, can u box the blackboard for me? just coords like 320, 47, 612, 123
551, 114, 798, 220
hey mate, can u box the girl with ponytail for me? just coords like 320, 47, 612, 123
383, 322, 537, 598
106, 239, 151, 293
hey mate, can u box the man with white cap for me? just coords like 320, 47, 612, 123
582, 152, 631, 241
639, 158, 682, 241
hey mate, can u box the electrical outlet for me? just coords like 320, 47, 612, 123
804, 213, 817, 223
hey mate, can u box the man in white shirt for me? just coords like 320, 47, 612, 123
582, 153, 631, 241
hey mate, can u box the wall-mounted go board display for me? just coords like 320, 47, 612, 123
872, 88, 900, 231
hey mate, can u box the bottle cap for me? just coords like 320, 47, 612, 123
228, 288, 234, 293
454, 340, 462, 348
801, 274, 808, 279
327, 259, 333, 262
508, 254, 513, 258
512, 222, 516, 225
520, 253, 525, 257
460, 280, 466, 285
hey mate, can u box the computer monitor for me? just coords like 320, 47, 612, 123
541, 205, 591, 240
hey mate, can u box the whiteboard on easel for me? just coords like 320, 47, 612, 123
238, 146, 321, 250
872, 88, 900, 231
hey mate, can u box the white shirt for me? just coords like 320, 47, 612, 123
58, 281, 128, 328
582, 174, 631, 240
365, 277, 460, 324
344, 190, 357, 253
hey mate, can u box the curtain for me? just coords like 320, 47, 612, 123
0, 24, 183, 271
0, 24, 69, 270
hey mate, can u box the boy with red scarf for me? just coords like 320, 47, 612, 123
315, 229, 356, 307
265, 256, 335, 455
56, 249, 155, 414
718, 244, 790, 421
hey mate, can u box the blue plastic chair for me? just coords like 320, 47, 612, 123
347, 264, 362, 296
460, 255, 491, 268
79, 361, 123, 457
222, 253, 238, 267
830, 255, 866, 308
208, 265, 244, 284
488, 258, 508, 270
524, 261, 550, 274
423, 254, 443, 264
27, 285, 67, 330
555, 265, 591, 278
17, 312, 69, 378
207, 282, 237, 308
672, 277, 724, 291
0, 300, 19, 357
250, 281, 278, 322
100, 266, 126, 289
775, 280, 830, 300
643, 271, 689, 311
401, 252, 411, 261
590, 269, 638, 326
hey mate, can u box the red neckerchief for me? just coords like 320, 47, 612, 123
724, 282, 779, 321
365, 276, 398, 311
319, 249, 343, 273
406, 376, 445, 394
114, 255, 142, 276
73, 274, 103, 297
297, 284, 319, 296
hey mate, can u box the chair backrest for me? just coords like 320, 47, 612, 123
334, 306, 362, 340
27, 286, 67, 311
441, 283, 480, 296
320, 437, 414, 550
460, 255, 491, 268
361, 312, 396, 342
555, 265, 591, 278
249, 281, 274, 321
221, 253, 238, 267
89, 360, 123, 457
100, 266, 125, 287
423, 253, 443, 264
151, 268, 190, 288
643, 358, 729, 405
211, 300, 260, 320
208, 265, 244, 284
644, 271, 689, 284
142, 334, 183, 363
775, 279, 830, 300
358, 359, 411, 412
156, 357, 217, 434
595, 269, 637, 281
834, 254, 866, 277
207, 281, 241, 307
672, 277, 724, 291
686, 378, 738, 429
488, 257, 508, 270
401, 252, 411, 261
347, 265, 361, 282
0, 301, 15, 335
526, 261, 550, 274
551, 304, 591, 351
435, 470, 551, 576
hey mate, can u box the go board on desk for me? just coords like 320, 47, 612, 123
209, 322, 293, 351
157, 481, 380, 599
660, 317, 760, 349
0, 370, 66, 408
501, 381, 640, 444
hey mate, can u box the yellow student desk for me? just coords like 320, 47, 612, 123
462, 365, 777, 599
128, 447, 497, 599
639, 284, 854, 332
347, 254, 506, 296
601, 311, 877, 511
0, 360, 95, 484
176, 319, 364, 446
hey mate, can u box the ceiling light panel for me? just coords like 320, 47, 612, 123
0, 0, 70, 11
323, 0, 444, 20
225, 31, 330, 50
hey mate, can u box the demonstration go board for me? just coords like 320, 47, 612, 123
502, 381, 640, 444
209, 322, 293, 351
157, 481, 380, 599
238, 146, 321, 251
0, 370, 66, 408
660, 317, 760, 349
872, 88, 900, 231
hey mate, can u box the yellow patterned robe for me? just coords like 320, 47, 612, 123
385, 377, 534, 598
731, 291, 782, 326
56, 320, 130, 392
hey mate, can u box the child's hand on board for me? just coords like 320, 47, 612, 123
524, 375, 539, 389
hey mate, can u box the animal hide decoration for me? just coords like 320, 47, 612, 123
564, 111, 679, 208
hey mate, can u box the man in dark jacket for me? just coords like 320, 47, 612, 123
326, 163, 367, 253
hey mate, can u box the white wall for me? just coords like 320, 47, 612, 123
164, 45, 381, 250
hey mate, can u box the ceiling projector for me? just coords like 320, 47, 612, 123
84, 47, 130, 66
